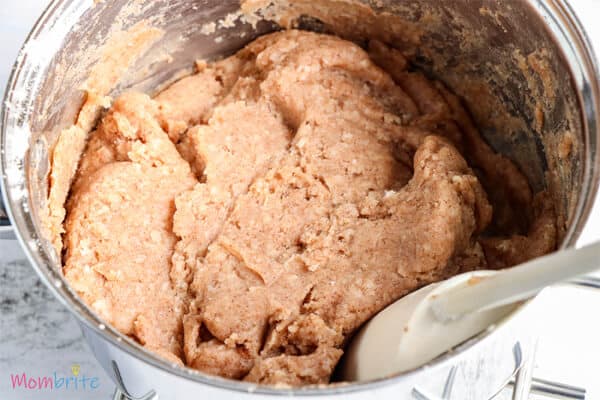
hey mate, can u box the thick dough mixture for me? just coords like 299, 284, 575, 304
61, 30, 556, 385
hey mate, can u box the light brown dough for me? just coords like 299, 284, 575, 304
64, 91, 197, 361
60, 30, 556, 385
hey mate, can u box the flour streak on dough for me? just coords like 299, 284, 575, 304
43, 22, 163, 254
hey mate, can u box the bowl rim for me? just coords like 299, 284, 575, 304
2, 0, 600, 395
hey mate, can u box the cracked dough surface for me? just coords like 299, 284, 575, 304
61, 30, 556, 385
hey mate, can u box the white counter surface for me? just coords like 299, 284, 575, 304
1, 1, 599, 399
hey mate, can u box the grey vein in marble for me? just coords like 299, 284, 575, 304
0, 240, 113, 400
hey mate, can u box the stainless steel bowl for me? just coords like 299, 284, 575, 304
1, 1, 599, 399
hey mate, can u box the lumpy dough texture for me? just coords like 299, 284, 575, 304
62, 30, 556, 385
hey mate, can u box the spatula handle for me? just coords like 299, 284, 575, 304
430, 241, 600, 321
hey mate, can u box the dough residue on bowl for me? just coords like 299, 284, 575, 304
56, 30, 556, 385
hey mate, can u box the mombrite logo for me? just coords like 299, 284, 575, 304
10, 364, 100, 391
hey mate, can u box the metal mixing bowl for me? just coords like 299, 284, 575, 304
1, 0, 599, 399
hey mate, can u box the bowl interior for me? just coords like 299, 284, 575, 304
28, 0, 586, 243
1, 0, 598, 395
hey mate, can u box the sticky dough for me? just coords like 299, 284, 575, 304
60, 30, 556, 385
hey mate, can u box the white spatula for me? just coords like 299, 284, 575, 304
341, 241, 600, 381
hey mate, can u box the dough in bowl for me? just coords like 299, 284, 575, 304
58, 30, 556, 385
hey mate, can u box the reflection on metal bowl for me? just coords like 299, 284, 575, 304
1, 1, 599, 399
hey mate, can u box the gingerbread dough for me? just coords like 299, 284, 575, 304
60, 30, 556, 385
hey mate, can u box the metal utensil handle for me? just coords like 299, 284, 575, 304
0, 194, 15, 240
111, 361, 157, 400
112, 388, 158, 400
530, 378, 587, 399
509, 340, 586, 399
508, 377, 587, 399
569, 275, 600, 289
0, 195, 9, 225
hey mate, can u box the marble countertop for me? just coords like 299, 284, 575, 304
0, 241, 113, 399
1, 1, 600, 400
